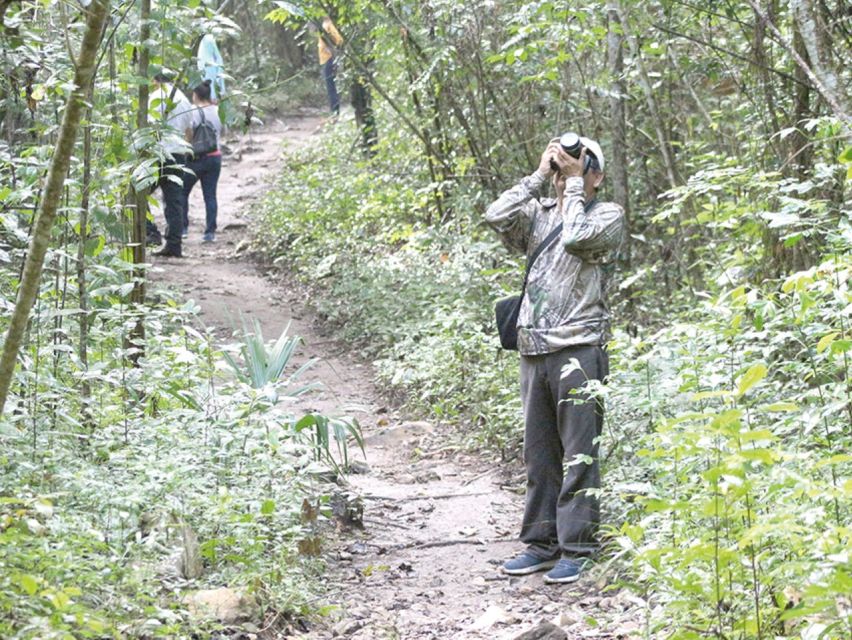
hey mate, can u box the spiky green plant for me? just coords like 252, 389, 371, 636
222, 315, 318, 399
294, 413, 365, 472
222, 316, 364, 471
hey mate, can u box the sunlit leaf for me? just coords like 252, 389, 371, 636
737, 363, 767, 396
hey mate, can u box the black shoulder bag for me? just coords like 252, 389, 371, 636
191, 107, 219, 156
494, 223, 563, 351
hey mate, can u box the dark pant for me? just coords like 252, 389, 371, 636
519, 345, 608, 558
146, 219, 161, 241
322, 59, 340, 115
182, 154, 222, 234
158, 155, 188, 253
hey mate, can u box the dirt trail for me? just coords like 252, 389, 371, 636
150, 117, 641, 640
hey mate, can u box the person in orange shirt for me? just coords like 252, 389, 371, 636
313, 15, 343, 117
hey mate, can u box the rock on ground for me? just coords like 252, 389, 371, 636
513, 622, 568, 640
184, 587, 258, 625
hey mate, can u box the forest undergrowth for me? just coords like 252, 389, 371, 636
1, 0, 850, 638
0, 282, 357, 636
256, 118, 851, 639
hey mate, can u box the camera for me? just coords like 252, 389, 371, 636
549, 132, 593, 174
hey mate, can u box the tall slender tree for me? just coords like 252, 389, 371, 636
0, 0, 111, 416
607, 1, 630, 225
128, 0, 150, 359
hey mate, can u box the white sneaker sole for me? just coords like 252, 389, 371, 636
543, 572, 581, 584
500, 559, 559, 576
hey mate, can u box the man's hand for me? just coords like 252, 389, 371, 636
538, 141, 586, 179
537, 139, 563, 177
556, 148, 585, 178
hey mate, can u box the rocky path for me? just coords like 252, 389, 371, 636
149, 115, 643, 640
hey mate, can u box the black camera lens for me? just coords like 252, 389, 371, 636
559, 132, 582, 158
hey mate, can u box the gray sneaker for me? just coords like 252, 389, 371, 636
543, 558, 589, 584
202, 232, 215, 243
501, 552, 559, 576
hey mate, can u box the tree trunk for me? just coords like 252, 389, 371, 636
607, 2, 630, 226
761, 21, 816, 277
750, 2, 786, 163
351, 70, 377, 155
747, 0, 850, 130
790, 0, 849, 124
77, 100, 93, 428
619, 7, 679, 189
0, 0, 111, 417
791, 25, 814, 176
128, 0, 149, 360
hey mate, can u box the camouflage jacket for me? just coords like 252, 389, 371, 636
485, 171, 626, 356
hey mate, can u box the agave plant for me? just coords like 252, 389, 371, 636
222, 317, 364, 470
222, 315, 319, 401
293, 413, 365, 473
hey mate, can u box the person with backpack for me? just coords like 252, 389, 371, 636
148, 72, 194, 257
182, 80, 222, 243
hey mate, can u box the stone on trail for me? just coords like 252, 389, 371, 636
333, 618, 365, 637
346, 459, 371, 474
415, 469, 441, 483
470, 604, 516, 631
512, 622, 569, 640
395, 473, 417, 484
184, 587, 258, 625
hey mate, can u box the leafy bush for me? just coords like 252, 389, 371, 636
256, 116, 850, 639
604, 252, 851, 638
0, 296, 353, 637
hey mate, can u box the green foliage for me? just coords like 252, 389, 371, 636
604, 248, 851, 637
0, 299, 359, 637
255, 78, 850, 640
257, 119, 528, 451
222, 315, 317, 393
1, 0, 850, 637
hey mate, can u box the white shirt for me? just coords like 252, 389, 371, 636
149, 85, 193, 157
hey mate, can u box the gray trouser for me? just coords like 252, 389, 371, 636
519, 344, 608, 558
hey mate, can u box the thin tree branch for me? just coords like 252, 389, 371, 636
652, 22, 809, 88
745, 0, 851, 128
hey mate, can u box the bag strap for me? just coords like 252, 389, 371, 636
519, 222, 563, 296
196, 106, 206, 125
518, 196, 598, 295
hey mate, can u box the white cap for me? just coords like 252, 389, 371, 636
580, 136, 605, 172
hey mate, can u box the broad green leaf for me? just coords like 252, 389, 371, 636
738, 429, 776, 442
816, 332, 839, 353
831, 339, 852, 354
19, 575, 38, 596
763, 402, 799, 412
737, 363, 767, 396
691, 390, 731, 401
738, 448, 776, 465
712, 408, 742, 429
814, 454, 852, 469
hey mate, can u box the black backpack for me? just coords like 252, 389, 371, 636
191, 107, 218, 156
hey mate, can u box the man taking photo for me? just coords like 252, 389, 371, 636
485, 135, 625, 583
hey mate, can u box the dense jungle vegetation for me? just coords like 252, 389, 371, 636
0, 0, 849, 638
